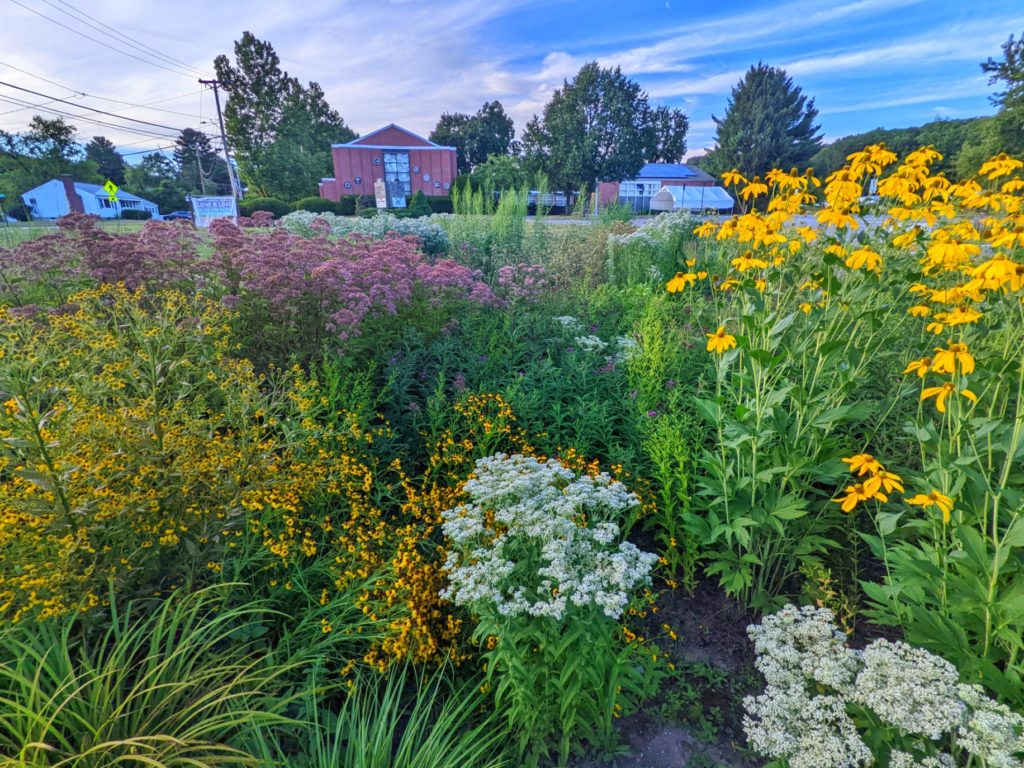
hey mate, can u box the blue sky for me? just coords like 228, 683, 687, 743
0, 0, 1020, 160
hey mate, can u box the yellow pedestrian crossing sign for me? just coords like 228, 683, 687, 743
103, 179, 119, 202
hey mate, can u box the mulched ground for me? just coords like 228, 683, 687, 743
576, 581, 762, 768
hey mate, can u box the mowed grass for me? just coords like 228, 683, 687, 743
0, 219, 148, 248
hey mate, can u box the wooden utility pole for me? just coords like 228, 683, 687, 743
199, 79, 242, 202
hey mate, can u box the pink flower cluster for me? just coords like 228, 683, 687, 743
211, 220, 496, 341
1, 214, 497, 344
496, 263, 554, 303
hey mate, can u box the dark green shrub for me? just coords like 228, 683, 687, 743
426, 196, 453, 214
291, 196, 336, 214
120, 209, 152, 220
5, 203, 32, 221
357, 207, 379, 219
406, 190, 432, 218
337, 196, 357, 216
239, 197, 292, 219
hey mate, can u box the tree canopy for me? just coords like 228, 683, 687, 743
521, 61, 688, 192
213, 31, 355, 200
174, 128, 231, 196
429, 101, 517, 175
980, 31, 1024, 157
702, 63, 822, 179
0, 116, 99, 205
85, 136, 126, 186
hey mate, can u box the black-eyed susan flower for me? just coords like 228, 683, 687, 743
906, 490, 955, 524
666, 272, 697, 293
842, 454, 883, 476
921, 382, 977, 413
835, 482, 885, 513
903, 356, 933, 377
932, 342, 975, 375
705, 326, 737, 354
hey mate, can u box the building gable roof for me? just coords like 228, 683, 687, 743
637, 163, 714, 182
341, 123, 440, 148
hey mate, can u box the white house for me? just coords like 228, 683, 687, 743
21, 176, 161, 220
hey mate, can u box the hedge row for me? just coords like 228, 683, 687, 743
239, 195, 453, 220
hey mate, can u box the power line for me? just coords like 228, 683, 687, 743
0, 58, 203, 118
38, 0, 212, 78
0, 80, 193, 133
7, 0, 203, 79
0, 95, 181, 140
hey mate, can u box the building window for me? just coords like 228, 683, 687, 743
618, 180, 657, 213
383, 151, 411, 207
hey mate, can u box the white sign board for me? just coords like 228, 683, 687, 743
191, 196, 237, 227
374, 180, 388, 210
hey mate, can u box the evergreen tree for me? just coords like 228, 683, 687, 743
704, 63, 822, 179
981, 31, 1024, 156
174, 128, 230, 195
85, 136, 126, 186
522, 62, 686, 193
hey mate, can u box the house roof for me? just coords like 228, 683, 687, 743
332, 123, 455, 150
73, 182, 156, 205
636, 163, 714, 182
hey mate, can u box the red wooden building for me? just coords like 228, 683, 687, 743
318, 124, 458, 208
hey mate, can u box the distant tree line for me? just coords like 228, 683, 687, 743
5, 29, 1022, 216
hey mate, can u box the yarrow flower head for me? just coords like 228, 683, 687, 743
440, 454, 656, 621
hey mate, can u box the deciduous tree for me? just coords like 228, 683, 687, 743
521, 62, 684, 193
430, 101, 517, 174
213, 32, 355, 199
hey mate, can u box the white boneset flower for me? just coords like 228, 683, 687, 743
743, 684, 873, 768
889, 751, 956, 768
440, 453, 655, 621
955, 684, 1024, 768
851, 639, 965, 740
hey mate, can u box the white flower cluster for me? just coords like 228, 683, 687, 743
956, 684, 1024, 768
744, 685, 871, 768
552, 316, 639, 365
889, 751, 955, 768
851, 639, 964, 740
440, 454, 657, 621
744, 605, 1024, 768
278, 210, 450, 254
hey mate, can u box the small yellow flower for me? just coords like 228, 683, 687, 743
706, 326, 737, 354
906, 490, 955, 524
845, 248, 883, 274
921, 382, 977, 413
903, 356, 933, 378
842, 453, 883, 476
932, 342, 975, 375
666, 272, 697, 293
908, 305, 931, 318
835, 482, 886, 513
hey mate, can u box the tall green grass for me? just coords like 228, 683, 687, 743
0, 587, 286, 767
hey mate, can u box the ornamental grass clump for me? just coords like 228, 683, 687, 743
744, 605, 1024, 768
442, 453, 657, 767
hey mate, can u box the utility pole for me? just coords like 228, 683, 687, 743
199, 79, 242, 203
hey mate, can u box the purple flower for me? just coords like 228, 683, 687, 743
647, 410, 659, 418
665, 379, 677, 389
452, 373, 467, 393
